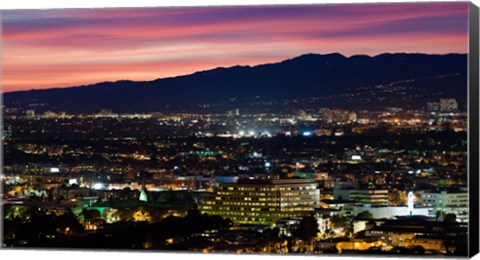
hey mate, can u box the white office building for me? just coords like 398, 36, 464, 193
419, 190, 468, 222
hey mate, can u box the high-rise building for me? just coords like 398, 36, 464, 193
26, 109, 35, 118
319, 108, 356, 124
2, 125, 12, 140
439, 98, 458, 112
426, 102, 440, 112
43, 111, 57, 118
199, 178, 320, 225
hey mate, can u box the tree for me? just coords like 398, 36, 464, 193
82, 209, 101, 221
356, 210, 374, 219
55, 210, 84, 234
435, 210, 444, 221
412, 246, 426, 255
292, 216, 319, 242
443, 213, 457, 222
112, 208, 135, 222
82, 208, 102, 228
4, 205, 28, 220
330, 216, 350, 230
389, 189, 407, 206
46, 188, 55, 201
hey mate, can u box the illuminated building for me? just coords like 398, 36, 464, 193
402, 237, 451, 253
93, 189, 139, 202
2, 124, 12, 140
26, 109, 35, 118
320, 199, 357, 216
314, 208, 341, 234
386, 107, 403, 114
313, 129, 332, 136
199, 178, 320, 225
364, 218, 467, 253
334, 187, 389, 206
439, 98, 458, 112
318, 108, 357, 124
419, 190, 468, 221
139, 188, 148, 202
350, 190, 388, 206
42, 111, 57, 118
275, 217, 303, 237
336, 237, 383, 253
427, 102, 440, 112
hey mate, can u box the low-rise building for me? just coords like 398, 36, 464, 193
363, 217, 467, 253
333, 186, 389, 206
314, 208, 342, 234
419, 190, 468, 222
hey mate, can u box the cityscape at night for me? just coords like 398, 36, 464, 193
0, 2, 472, 257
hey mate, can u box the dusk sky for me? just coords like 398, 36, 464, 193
1, 2, 469, 93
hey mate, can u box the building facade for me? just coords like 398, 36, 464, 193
439, 98, 458, 112
419, 190, 468, 221
334, 187, 389, 206
199, 178, 320, 225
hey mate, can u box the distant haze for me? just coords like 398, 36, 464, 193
1, 2, 468, 92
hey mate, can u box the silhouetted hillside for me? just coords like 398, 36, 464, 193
4, 53, 467, 113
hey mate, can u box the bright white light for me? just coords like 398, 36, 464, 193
352, 155, 362, 160
262, 131, 272, 137
173, 166, 179, 170
92, 183, 104, 190
50, 167, 60, 173
248, 130, 255, 136
407, 191, 414, 216
239, 130, 245, 136
68, 179, 78, 185
265, 162, 271, 168
302, 131, 312, 137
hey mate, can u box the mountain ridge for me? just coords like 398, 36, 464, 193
4, 52, 468, 113
5, 52, 465, 94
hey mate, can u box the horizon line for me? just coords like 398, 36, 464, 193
3, 51, 468, 94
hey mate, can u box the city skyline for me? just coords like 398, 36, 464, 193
1, 2, 475, 256
1, 2, 468, 92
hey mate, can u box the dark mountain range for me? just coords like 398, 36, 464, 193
3, 53, 467, 114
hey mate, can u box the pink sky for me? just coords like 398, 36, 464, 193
1, 2, 469, 92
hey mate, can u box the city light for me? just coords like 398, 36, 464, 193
92, 183, 105, 190
351, 155, 362, 160
0, 3, 471, 254
302, 131, 313, 137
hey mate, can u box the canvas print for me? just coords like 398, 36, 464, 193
1, 1, 478, 257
